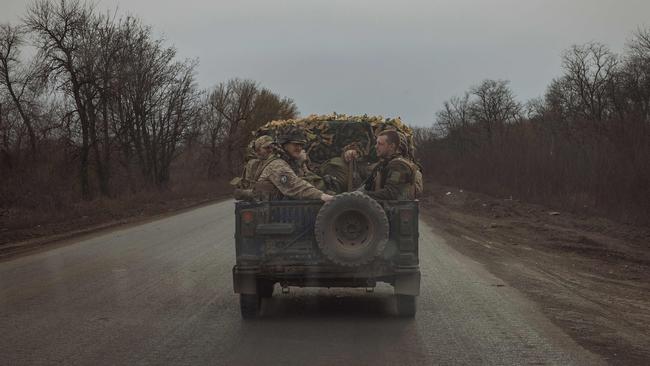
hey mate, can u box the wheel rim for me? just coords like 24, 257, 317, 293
333, 210, 374, 250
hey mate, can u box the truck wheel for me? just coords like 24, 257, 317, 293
258, 280, 274, 298
314, 192, 389, 267
240, 294, 261, 319
396, 295, 416, 317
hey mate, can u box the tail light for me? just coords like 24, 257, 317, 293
242, 210, 255, 224
241, 210, 256, 237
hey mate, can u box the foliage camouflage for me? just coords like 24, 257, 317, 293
252, 113, 416, 166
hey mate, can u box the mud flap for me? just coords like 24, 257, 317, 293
394, 271, 420, 296
232, 266, 258, 294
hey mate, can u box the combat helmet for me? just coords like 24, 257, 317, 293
254, 135, 274, 151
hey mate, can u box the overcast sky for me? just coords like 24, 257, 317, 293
2, 0, 650, 126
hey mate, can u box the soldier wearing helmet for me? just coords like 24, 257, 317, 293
232, 135, 274, 191
243, 135, 274, 185
363, 129, 421, 200
252, 127, 333, 202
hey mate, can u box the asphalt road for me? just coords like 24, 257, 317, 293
0, 200, 605, 365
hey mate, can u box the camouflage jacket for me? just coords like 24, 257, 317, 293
253, 154, 324, 201
241, 158, 262, 189
365, 154, 417, 200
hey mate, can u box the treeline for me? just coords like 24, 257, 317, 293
417, 30, 650, 223
0, 0, 296, 210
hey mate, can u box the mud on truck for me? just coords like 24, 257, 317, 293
232, 115, 421, 318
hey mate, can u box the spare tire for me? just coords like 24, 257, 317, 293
314, 191, 389, 267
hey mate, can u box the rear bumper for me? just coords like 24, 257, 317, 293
232, 265, 420, 295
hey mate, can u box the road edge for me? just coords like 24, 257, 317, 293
0, 196, 231, 261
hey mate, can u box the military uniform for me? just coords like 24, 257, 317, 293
239, 159, 260, 188
253, 154, 325, 200
238, 126, 330, 201
365, 154, 418, 200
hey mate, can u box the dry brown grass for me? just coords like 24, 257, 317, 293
0, 144, 233, 246
0, 178, 231, 246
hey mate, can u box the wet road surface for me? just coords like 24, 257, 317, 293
0, 200, 605, 365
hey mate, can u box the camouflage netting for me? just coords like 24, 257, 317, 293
252, 113, 416, 165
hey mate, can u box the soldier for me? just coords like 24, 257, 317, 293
363, 129, 420, 200
253, 127, 334, 202
315, 144, 364, 194
232, 136, 274, 201
240, 135, 274, 188
296, 150, 331, 193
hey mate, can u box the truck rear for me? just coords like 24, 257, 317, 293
232, 192, 420, 318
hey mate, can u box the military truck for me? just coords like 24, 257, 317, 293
232, 191, 420, 318
232, 114, 421, 318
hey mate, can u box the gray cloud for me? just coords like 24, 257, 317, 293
2, 0, 650, 125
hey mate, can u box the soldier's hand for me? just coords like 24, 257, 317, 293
320, 193, 334, 202
343, 149, 359, 162
297, 150, 308, 164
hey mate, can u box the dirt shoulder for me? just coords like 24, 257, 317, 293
419, 184, 650, 365
0, 181, 232, 258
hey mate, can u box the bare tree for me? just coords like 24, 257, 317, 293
0, 24, 39, 156
106, 16, 200, 187
469, 79, 522, 142
561, 42, 618, 121
149, 59, 199, 184
25, 0, 95, 198
0, 99, 17, 167
209, 79, 258, 174
622, 27, 650, 121
201, 89, 229, 177
435, 93, 473, 151
81, 12, 121, 196
250, 88, 297, 128
435, 93, 471, 134
201, 79, 298, 176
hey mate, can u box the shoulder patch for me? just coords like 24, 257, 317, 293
279, 174, 289, 185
